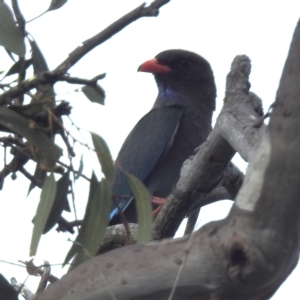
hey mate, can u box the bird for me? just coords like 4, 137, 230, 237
110, 49, 216, 225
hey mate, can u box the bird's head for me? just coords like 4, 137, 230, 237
138, 49, 216, 110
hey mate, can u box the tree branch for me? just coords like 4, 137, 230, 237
56, 0, 170, 73
0, 0, 170, 105
36, 18, 300, 300
152, 55, 265, 240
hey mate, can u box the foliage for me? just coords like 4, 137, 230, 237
0, 2, 156, 294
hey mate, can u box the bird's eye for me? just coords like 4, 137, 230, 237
181, 60, 191, 67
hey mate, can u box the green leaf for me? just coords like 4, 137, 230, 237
63, 173, 98, 265
5, 58, 32, 77
0, 1, 25, 56
0, 274, 18, 300
91, 132, 115, 184
64, 174, 111, 267
126, 173, 152, 243
48, 0, 68, 11
82, 85, 105, 105
30, 173, 57, 256
29, 38, 49, 74
28, 38, 55, 104
5, 48, 16, 62
0, 107, 62, 169
43, 171, 70, 233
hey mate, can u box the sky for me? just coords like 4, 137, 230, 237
0, 0, 300, 298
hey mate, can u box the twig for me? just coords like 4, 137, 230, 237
0, 0, 170, 105
55, 0, 170, 72
56, 218, 82, 234
36, 261, 50, 294
57, 160, 90, 182
19, 166, 43, 188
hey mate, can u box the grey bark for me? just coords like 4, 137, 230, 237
37, 18, 300, 300
151, 56, 265, 240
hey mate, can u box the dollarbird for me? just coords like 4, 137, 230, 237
110, 49, 216, 224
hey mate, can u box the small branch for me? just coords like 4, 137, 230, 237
19, 259, 59, 283
36, 261, 51, 294
55, 0, 170, 73
19, 166, 43, 188
56, 218, 82, 234
98, 224, 138, 254
60, 74, 106, 85
11, 277, 34, 300
0, 1, 170, 105
0, 145, 31, 190
57, 161, 90, 182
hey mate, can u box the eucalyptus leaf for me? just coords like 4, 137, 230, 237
5, 58, 32, 77
43, 171, 70, 233
91, 132, 115, 183
64, 174, 111, 267
48, 0, 68, 11
126, 173, 152, 243
30, 173, 57, 256
29, 38, 49, 74
0, 1, 25, 56
28, 38, 55, 103
82, 85, 105, 105
0, 106, 62, 168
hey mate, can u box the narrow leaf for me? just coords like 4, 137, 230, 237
73, 178, 111, 267
0, 1, 25, 56
43, 171, 70, 233
48, 0, 68, 11
82, 85, 105, 105
5, 58, 32, 77
126, 173, 152, 243
28, 38, 55, 104
5, 48, 16, 62
0, 107, 62, 168
91, 132, 115, 183
92, 73, 106, 81
64, 174, 111, 267
64, 173, 98, 265
30, 173, 57, 256
29, 38, 49, 74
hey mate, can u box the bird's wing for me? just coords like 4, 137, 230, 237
110, 106, 183, 220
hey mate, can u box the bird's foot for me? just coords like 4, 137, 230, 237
151, 197, 166, 216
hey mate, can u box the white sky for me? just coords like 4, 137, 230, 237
0, 0, 300, 298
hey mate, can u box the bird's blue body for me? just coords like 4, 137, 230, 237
109, 49, 216, 224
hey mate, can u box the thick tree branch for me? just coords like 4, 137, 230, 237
36, 18, 300, 300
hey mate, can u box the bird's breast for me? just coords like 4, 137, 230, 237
145, 108, 212, 197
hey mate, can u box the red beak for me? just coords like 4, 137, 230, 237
138, 58, 172, 74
